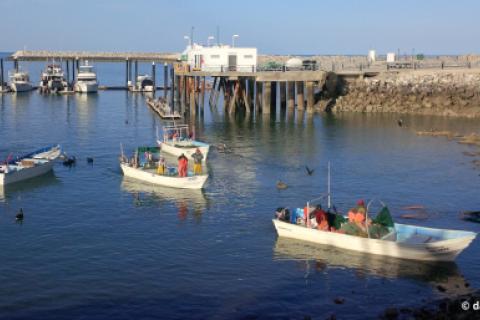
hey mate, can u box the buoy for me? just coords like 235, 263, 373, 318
397, 119, 403, 127
87, 157, 94, 164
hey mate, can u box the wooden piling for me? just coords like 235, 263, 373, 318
262, 82, 271, 114
306, 81, 314, 113
255, 81, 262, 113
271, 82, 277, 113
134, 60, 138, 83
200, 76, 206, 115
280, 82, 286, 110
125, 59, 129, 87
152, 62, 156, 93
0, 58, 4, 89
66, 60, 70, 87
209, 77, 218, 107
296, 81, 304, 110
248, 78, 255, 113
163, 63, 168, 98
172, 71, 177, 111
190, 77, 196, 117
287, 81, 295, 109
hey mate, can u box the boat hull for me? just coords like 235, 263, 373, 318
158, 141, 209, 162
0, 161, 54, 186
74, 82, 98, 93
120, 163, 207, 189
11, 82, 33, 92
272, 219, 476, 262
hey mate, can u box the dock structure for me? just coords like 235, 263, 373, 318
173, 68, 329, 117
5, 50, 378, 118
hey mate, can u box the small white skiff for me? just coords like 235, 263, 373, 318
0, 144, 62, 186
273, 218, 476, 262
157, 125, 209, 161
120, 163, 207, 189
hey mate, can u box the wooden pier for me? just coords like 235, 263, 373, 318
1, 50, 378, 118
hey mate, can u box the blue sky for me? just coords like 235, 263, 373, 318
1, 0, 479, 55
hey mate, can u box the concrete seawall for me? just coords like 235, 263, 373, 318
324, 69, 480, 117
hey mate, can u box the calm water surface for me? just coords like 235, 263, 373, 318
0, 60, 480, 319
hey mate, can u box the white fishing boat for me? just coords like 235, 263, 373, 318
273, 163, 476, 262
119, 146, 208, 189
0, 144, 62, 186
157, 125, 209, 162
39, 64, 68, 93
129, 74, 154, 92
9, 71, 33, 92
74, 61, 98, 93
146, 97, 182, 120
273, 218, 475, 262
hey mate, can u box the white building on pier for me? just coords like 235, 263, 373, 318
181, 44, 257, 72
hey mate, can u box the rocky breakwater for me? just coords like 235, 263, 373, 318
331, 70, 480, 117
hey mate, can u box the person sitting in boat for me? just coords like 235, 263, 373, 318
177, 153, 188, 177
192, 148, 204, 175
348, 199, 367, 224
157, 157, 166, 175
314, 205, 330, 231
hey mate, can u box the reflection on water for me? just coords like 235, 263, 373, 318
273, 237, 472, 296
0, 171, 60, 202
120, 177, 210, 220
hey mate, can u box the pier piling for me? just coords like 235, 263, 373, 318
296, 81, 305, 110
163, 63, 168, 98
134, 61, 138, 83
255, 81, 262, 113
152, 62, 156, 94
306, 81, 314, 113
125, 59, 129, 88
0, 58, 4, 90
262, 82, 271, 114
280, 82, 286, 110
287, 81, 295, 109
271, 82, 277, 113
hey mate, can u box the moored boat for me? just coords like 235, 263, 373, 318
74, 61, 98, 93
157, 124, 209, 162
119, 146, 208, 189
39, 64, 68, 93
9, 71, 33, 92
146, 97, 182, 120
129, 74, 154, 92
0, 144, 62, 186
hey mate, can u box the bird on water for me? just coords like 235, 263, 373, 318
16, 208, 24, 221
276, 180, 288, 190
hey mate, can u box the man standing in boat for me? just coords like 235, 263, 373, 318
178, 153, 188, 177
192, 148, 204, 175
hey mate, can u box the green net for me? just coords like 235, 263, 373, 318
137, 146, 161, 153
372, 206, 394, 228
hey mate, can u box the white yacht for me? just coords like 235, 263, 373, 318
9, 71, 33, 92
74, 61, 98, 93
129, 74, 154, 92
39, 64, 68, 93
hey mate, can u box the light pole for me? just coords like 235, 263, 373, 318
184, 35, 191, 47
207, 36, 215, 47
232, 34, 239, 47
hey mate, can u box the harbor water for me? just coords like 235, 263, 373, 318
1, 58, 480, 319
